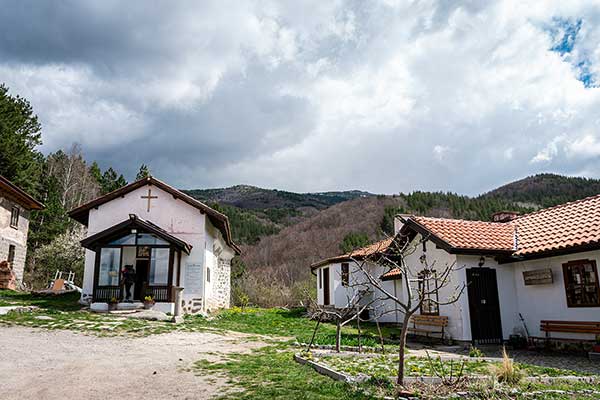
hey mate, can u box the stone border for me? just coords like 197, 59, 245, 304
293, 354, 367, 383
294, 353, 599, 386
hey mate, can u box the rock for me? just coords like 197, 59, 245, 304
126, 310, 171, 321
34, 315, 54, 321
0, 305, 39, 315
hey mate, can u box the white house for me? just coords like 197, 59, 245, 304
69, 176, 240, 314
312, 195, 600, 344
0, 175, 44, 287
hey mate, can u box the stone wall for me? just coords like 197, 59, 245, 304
207, 258, 231, 310
0, 195, 30, 284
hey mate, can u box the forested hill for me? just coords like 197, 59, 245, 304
482, 173, 600, 208
193, 173, 600, 307
184, 185, 373, 210
183, 186, 374, 245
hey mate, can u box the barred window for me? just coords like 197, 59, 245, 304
10, 206, 19, 229
418, 270, 439, 315
563, 260, 600, 307
341, 263, 349, 287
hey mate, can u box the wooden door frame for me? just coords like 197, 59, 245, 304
322, 267, 330, 306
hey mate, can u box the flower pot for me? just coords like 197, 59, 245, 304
144, 302, 155, 310
107, 303, 118, 311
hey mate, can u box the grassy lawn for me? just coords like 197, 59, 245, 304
312, 353, 591, 379
184, 306, 398, 347
194, 346, 387, 400
0, 290, 82, 311
2, 290, 600, 399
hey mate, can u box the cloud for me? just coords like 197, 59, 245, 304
1, 0, 600, 194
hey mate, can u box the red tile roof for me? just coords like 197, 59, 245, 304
381, 268, 401, 281
310, 238, 393, 269
410, 216, 515, 252
312, 193, 600, 270
513, 194, 600, 256
405, 193, 600, 259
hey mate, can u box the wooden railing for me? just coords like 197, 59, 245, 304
147, 286, 170, 302
94, 286, 121, 302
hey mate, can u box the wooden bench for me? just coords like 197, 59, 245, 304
540, 320, 600, 341
408, 315, 448, 340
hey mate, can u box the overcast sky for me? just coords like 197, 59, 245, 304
1, 1, 600, 195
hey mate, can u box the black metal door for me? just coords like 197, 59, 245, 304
323, 267, 330, 306
467, 268, 503, 344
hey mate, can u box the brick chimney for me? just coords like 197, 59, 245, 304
491, 211, 520, 223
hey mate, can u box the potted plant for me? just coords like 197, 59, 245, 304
107, 297, 118, 311
143, 295, 155, 310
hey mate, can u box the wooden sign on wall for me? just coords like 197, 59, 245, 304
523, 268, 553, 285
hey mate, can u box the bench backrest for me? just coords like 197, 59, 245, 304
411, 315, 448, 327
540, 320, 600, 334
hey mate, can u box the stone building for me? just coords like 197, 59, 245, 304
0, 175, 44, 286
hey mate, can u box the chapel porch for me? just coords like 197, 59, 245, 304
80, 214, 191, 305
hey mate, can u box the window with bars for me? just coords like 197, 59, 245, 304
341, 263, 349, 287
418, 269, 439, 315
562, 259, 600, 307
10, 206, 19, 229
7, 245, 15, 267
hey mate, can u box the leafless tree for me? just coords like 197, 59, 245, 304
46, 143, 101, 210
350, 232, 466, 386
306, 287, 380, 352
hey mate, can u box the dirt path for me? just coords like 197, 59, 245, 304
0, 326, 266, 399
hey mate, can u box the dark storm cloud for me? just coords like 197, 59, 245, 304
1, 0, 600, 193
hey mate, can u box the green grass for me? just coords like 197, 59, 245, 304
0, 289, 82, 311
194, 346, 386, 399
185, 307, 398, 347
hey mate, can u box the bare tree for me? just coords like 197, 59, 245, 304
46, 143, 101, 210
307, 289, 377, 352
350, 233, 466, 386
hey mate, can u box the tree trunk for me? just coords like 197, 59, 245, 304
357, 310, 362, 353
397, 313, 412, 386
307, 314, 322, 351
375, 318, 385, 354
335, 321, 342, 352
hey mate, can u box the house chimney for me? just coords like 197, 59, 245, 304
394, 214, 412, 234
491, 211, 520, 223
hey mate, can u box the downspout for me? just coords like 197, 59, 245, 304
202, 238, 207, 314
394, 277, 399, 324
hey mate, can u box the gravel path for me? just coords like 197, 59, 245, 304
0, 326, 266, 399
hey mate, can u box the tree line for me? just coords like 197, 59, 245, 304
0, 83, 150, 288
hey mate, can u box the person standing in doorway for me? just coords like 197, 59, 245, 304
121, 264, 136, 302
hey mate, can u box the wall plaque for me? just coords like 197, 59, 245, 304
523, 268, 553, 285
185, 264, 203, 294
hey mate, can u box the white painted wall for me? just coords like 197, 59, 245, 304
508, 249, 600, 341
454, 255, 519, 341
82, 182, 235, 312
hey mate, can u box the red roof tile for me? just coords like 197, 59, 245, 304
406, 193, 600, 258
513, 193, 600, 256
310, 238, 393, 269
410, 216, 515, 252
381, 268, 401, 281
312, 193, 600, 270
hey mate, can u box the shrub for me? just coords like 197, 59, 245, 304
469, 345, 484, 358
493, 347, 522, 385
